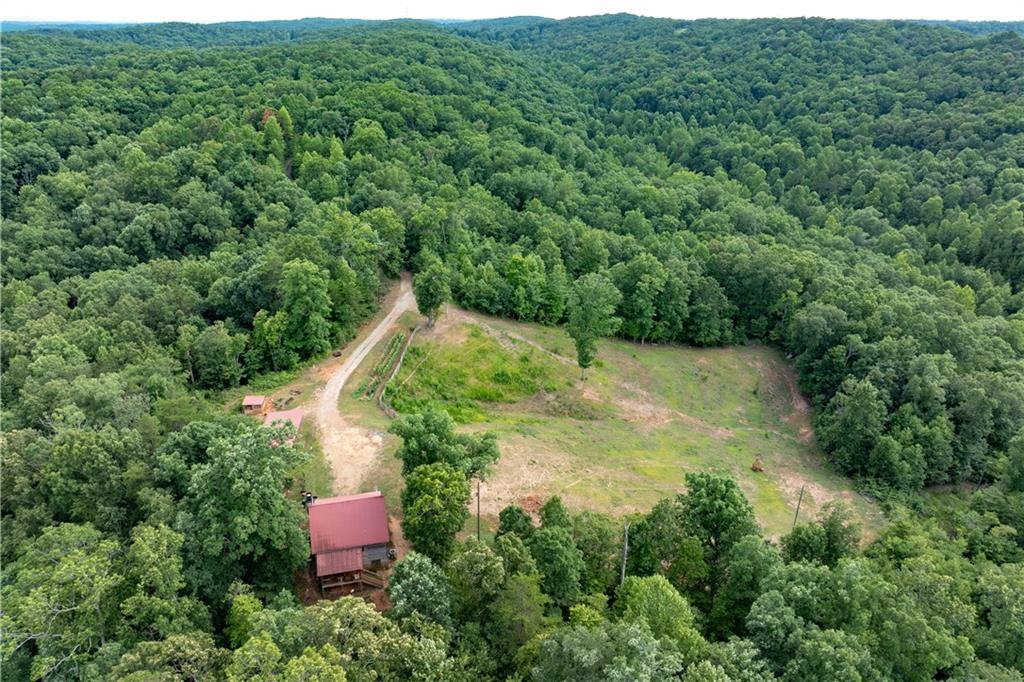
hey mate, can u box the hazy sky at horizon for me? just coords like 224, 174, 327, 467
4, 0, 1021, 24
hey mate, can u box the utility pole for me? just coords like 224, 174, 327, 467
619, 522, 630, 586
476, 479, 481, 541
791, 484, 805, 531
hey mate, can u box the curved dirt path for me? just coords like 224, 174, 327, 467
316, 274, 416, 494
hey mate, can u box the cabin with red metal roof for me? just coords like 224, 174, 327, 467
242, 395, 269, 416
308, 491, 391, 593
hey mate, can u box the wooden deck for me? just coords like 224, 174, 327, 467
319, 568, 386, 595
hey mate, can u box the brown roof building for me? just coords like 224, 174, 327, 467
308, 491, 391, 593
263, 408, 304, 430
242, 395, 269, 415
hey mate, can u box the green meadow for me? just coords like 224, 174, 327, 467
388, 311, 884, 538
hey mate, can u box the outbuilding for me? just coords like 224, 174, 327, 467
262, 408, 305, 445
242, 395, 269, 416
263, 408, 304, 430
308, 491, 392, 593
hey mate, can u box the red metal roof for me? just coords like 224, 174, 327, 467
316, 547, 363, 575
264, 408, 304, 430
308, 491, 389, 555
243, 395, 266, 406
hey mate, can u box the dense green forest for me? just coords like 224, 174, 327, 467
2, 15, 1023, 681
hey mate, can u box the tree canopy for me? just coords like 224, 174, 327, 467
3, 13, 1024, 681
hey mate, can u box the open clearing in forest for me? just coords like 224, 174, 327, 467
255, 289, 884, 540
375, 306, 884, 539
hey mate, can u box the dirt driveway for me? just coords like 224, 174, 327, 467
315, 274, 415, 494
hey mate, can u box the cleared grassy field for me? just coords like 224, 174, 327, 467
388, 308, 884, 539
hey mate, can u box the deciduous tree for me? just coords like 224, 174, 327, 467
566, 273, 621, 380
528, 526, 585, 609
389, 408, 499, 479
413, 256, 451, 327
401, 463, 471, 563
279, 259, 334, 359
448, 538, 505, 621
175, 424, 308, 604
388, 552, 453, 629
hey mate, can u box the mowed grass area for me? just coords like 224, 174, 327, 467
291, 420, 335, 498
388, 309, 884, 539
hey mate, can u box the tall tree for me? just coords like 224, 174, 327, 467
389, 408, 499, 479
709, 535, 781, 638
494, 533, 539, 577
401, 462, 471, 563
119, 523, 209, 644
361, 207, 406, 277
2, 524, 123, 680
498, 504, 535, 539
683, 472, 759, 560
177, 322, 246, 389
782, 504, 860, 567
566, 273, 622, 380
388, 552, 454, 629
414, 257, 451, 327
819, 378, 887, 478
262, 116, 286, 164
486, 573, 553, 675
175, 423, 309, 604
615, 575, 707, 663
528, 526, 585, 609
447, 539, 506, 621
110, 632, 228, 681
282, 646, 348, 682
276, 106, 295, 158
248, 309, 299, 371
532, 621, 682, 682
572, 510, 621, 594
539, 496, 572, 529
279, 259, 334, 360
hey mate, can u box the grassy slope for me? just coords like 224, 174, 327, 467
388, 308, 884, 539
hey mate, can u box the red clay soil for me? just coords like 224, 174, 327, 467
520, 494, 544, 515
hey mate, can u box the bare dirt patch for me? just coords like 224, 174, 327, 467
780, 367, 815, 443
479, 436, 577, 516
478, 431, 671, 518
420, 305, 473, 344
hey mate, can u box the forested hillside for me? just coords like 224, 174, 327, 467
2, 15, 1023, 681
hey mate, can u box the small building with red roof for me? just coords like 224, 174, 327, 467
242, 395, 269, 416
263, 408, 305, 445
264, 408, 304, 430
308, 491, 391, 592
